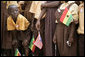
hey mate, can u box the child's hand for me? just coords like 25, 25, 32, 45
53, 35, 57, 44
36, 20, 40, 31
41, 4, 45, 10
41, 3, 47, 9
66, 37, 74, 47
68, 37, 74, 44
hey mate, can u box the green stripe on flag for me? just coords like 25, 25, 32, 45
66, 14, 73, 26
15, 49, 18, 56
29, 35, 35, 51
31, 44, 33, 50
15, 48, 21, 56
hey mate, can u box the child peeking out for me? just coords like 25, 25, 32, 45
7, 5, 30, 31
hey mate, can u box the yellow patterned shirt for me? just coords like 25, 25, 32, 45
7, 14, 30, 31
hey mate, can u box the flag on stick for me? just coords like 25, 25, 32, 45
34, 32, 43, 49
15, 48, 21, 56
29, 35, 35, 53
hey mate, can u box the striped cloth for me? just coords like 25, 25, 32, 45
29, 35, 35, 53
60, 7, 73, 26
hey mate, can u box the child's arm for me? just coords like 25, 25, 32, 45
35, 8, 46, 31
41, 1, 60, 8
68, 22, 76, 46
53, 26, 57, 44
38, 8, 46, 20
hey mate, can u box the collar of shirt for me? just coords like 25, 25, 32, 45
59, 1, 75, 10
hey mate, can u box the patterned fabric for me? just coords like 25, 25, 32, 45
7, 14, 30, 31
55, 1, 78, 24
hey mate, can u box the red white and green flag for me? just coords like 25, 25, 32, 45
34, 32, 43, 49
15, 48, 21, 56
60, 7, 73, 26
29, 35, 35, 53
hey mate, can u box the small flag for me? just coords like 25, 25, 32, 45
15, 48, 21, 56
34, 32, 43, 49
60, 7, 73, 26
29, 35, 35, 53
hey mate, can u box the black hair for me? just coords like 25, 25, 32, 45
8, 5, 18, 14
75, 1, 80, 5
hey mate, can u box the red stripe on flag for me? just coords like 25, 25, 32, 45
32, 41, 35, 52
60, 8, 68, 22
32, 45, 35, 52
18, 53, 21, 56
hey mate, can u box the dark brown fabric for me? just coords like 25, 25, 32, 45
44, 1, 60, 56
1, 2, 12, 49
55, 22, 77, 56
23, 1, 35, 33
20, 1, 33, 32
24, 1, 33, 22
54, 3, 77, 56
40, 19, 45, 56
78, 35, 84, 56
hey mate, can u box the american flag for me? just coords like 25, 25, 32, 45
34, 32, 43, 49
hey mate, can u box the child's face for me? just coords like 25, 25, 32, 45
9, 6, 19, 19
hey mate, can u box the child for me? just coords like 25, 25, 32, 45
29, 1, 47, 56
53, 1, 78, 56
35, 1, 61, 56
77, 1, 84, 56
7, 5, 30, 56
